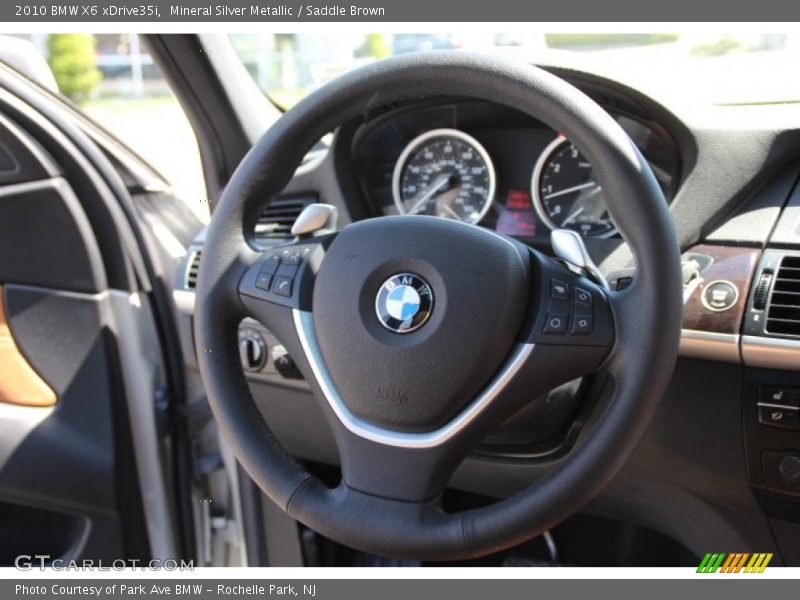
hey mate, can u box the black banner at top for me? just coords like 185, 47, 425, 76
3, 0, 800, 22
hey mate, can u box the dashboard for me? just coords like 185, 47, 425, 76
349, 99, 681, 241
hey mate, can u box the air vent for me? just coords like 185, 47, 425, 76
185, 250, 201, 289
766, 255, 800, 336
255, 196, 313, 240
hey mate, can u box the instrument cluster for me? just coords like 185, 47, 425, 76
351, 99, 680, 240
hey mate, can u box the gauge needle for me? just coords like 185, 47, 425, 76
406, 174, 453, 214
561, 206, 584, 226
440, 204, 463, 221
544, 181, 597, 200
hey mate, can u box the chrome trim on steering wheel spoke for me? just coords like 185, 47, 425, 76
292, 309, 534, 448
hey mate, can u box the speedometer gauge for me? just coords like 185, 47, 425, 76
532, 136, 616, 238
392, 129, 495, 225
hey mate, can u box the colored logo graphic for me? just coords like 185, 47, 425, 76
697, 553, 772, 573
374, 273, 433, 334
385, 285, 421, 321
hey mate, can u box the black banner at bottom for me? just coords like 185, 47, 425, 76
3, 578, 799, 600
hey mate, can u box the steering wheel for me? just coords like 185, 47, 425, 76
195, 52, 682, 561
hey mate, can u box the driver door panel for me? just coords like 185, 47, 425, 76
0, 96, 147, 565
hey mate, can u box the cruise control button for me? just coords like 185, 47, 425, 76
550, 280, 569, 300
272, 276, 293, 297
260, 254, 281, 275
543, 314, 567, 334
282, 250, 303, 266
572, 315, 593, 335
275, 263, 299, 279
575, 287, 592, 306
255, 273, 273, 291
758, 405, 800, 430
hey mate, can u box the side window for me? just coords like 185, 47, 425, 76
14, 33, 208, 222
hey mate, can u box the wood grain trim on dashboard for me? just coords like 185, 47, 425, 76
0, 285, 57, 407
682, 245, 761, 335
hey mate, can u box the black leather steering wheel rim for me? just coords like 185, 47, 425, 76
195, 52, 683, 560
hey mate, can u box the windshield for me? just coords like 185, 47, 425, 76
229, 32, 800, 108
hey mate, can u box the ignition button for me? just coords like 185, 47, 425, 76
701, 280, 739, 312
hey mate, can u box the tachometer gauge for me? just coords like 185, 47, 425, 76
392, 129, 495, 225
532, 136, 616, 238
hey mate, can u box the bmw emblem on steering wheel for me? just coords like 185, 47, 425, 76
375, 273, 434, 333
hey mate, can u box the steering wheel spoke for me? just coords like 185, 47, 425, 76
288, 299, 527, 502
526, 249, 615, 351
238, 239, 330, 314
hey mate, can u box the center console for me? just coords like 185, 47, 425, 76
739, 184, 800, 558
